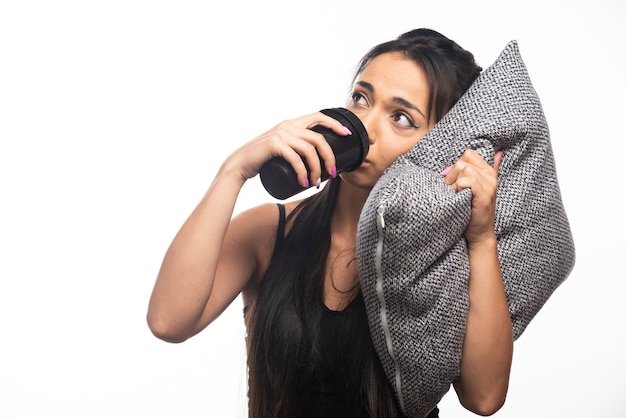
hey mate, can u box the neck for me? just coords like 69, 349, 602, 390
331, 180, 372, 236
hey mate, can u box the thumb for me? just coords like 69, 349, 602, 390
493, 150, 504, 173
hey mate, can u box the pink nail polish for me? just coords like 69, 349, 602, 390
304, 179, 310, 188
440, 167, 451, 176
343, 126, 352, 136
331, 165, 337, 178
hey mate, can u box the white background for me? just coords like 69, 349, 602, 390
1, 1, 624, 417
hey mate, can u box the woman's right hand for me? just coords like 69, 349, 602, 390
147, 111, 352, 343
224, 111, 352, 188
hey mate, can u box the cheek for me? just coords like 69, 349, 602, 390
373, 127, 429, 167
380, 140, 417, 163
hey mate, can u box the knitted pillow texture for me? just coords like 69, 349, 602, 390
356, 41, 575, 418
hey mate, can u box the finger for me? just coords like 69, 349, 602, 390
277, 145, 313, 188
453, 164, 479, 192
305, 112, 353, 138
442, 150, 484, 186
307, 113, 352, 177
454, 178, 475, 193
263, 124, 321, 188
289, 113, 345, 180
441, 158, 469, 187
293, 128, 334, 185
306, 130, 336, 181
493, 149, 504, 173
460, 149, 492, 169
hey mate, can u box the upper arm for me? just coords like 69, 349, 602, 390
197, 203, 280, 329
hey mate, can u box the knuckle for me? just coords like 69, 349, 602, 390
271, 128, 289, 143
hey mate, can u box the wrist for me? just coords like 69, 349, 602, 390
466, 231, 498, 252
216, 155, 252, 189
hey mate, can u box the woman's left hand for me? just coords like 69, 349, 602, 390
444, 149, 511, 415
441, 149, 503, 245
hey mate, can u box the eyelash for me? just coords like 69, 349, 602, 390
350, 91, 368, 106
392, 112, 418, 129
350, 92, 418, 129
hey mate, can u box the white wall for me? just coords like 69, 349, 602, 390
1, 0, 624, 416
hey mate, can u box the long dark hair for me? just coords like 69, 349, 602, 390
246, 28, 482, 418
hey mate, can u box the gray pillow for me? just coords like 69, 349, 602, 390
356, 40, 575, 418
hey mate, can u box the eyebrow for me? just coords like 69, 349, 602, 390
356, 80, 427, 120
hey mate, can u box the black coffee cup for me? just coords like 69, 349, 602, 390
259, 108, 369, 200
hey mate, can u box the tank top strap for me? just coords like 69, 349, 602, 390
243, 203, 286, 317
274, 203, 286, 250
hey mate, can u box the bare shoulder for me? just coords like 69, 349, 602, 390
229, 200, 302, 244
227, 203, 280, 300
227, 203, 281, 254
230, 199, 300, 232
232, 200, 302, 306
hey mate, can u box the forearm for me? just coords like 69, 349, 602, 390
454, 235, 513, 415
147, 162, 245, 342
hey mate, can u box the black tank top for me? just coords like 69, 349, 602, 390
249, 204, 439, 418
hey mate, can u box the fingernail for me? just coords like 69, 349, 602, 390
440, 166, 451, 176
315, 178, 321, 189
343, 126, 352, 135
304, 178, 310, 188
331, 165, 337, 178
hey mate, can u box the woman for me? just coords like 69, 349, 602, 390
147, 28, 513, 417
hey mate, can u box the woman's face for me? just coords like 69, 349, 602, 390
342, 52, 435, 189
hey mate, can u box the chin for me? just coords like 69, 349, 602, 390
339, 171, 378, 191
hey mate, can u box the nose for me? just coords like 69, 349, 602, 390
359, 111, 377, 146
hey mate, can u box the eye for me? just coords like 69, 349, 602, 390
350, 91, 369, 107
391, 111, 417, 128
